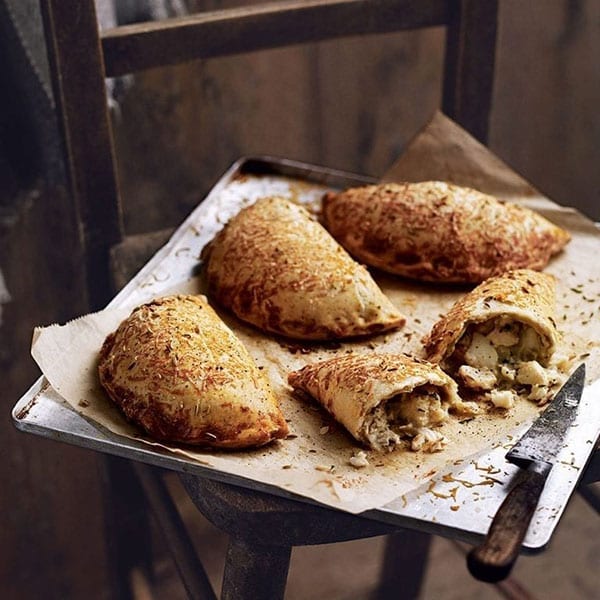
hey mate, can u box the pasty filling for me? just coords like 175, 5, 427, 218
448, 317, 562, 408
366, 385, 449, 453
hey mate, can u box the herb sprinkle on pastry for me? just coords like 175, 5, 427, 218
98, 294, 289, 448
322, 181, 570, 283
202, 196, 405, 340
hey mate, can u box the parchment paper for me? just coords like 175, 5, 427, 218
30, 113, 600, 514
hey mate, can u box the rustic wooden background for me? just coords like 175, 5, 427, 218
1, 1, 598, 598
113, 0, 599, 234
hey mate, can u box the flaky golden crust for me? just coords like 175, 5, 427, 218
203, 197, 405, 340
322, 182, 570, 283
98, 295, 288, 448
288, 353, 473, 450
423, 269, 559, 365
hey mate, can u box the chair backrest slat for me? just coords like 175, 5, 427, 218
101, 0, 448, 77
442, 0, 498, 144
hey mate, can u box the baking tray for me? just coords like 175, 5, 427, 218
12, 156, 600, 551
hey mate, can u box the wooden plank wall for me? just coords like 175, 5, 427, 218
492, 0, 599, 214
113, 0, 598, 237
113, 12, 445, 234
0, 1, 597, 598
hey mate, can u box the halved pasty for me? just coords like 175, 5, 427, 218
288, 353, 478, 453
322, 182, 570, 283
98, 294, 289, 448
423, 270, 564, 408
202, 196, 405, 340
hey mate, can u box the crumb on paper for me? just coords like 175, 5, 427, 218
349, 450, 369, 468
488, 389, 515, 410
315, 464, 335, 473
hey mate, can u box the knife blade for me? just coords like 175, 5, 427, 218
467, 363, 586, 583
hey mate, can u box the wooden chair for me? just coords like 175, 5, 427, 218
39, 1, 499, 597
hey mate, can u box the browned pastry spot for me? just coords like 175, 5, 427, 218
98, 294, 288, 448
323, 182, 570, 283
203, 196, 405, 340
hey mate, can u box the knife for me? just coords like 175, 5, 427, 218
467, 362, 586, 583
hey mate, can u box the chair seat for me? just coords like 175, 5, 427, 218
179, 474, 432, 600
180, 475, 397, 547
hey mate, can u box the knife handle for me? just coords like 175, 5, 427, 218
467, 462, 551, 583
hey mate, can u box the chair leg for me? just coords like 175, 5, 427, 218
132, 464, 217, 600
376, 530, 432, 600
221, 537, 292, 600
99, 456, 154, 600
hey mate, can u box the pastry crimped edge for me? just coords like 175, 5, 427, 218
98, 294, 289, 448
203, 196, 405, 340
322, 181, 570, 283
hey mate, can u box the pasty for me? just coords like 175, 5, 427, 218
202, 196, 405, 340
98, 294, 289, 448
322, 181, 570, 283
288, 353, 478, 452
423, 269, 564, 408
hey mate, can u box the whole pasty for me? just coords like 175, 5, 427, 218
98, 294, 289, 448
288, 353, 478, 453
322, 181, 570, 283
202, 196, 405, 340
423, 269, 564, 408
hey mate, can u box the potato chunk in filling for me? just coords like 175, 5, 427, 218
451, 317, 560, 406
365, 386, 448, 452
